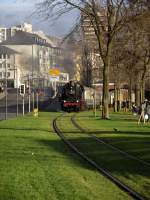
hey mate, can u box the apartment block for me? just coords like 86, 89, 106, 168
0, 46, 19, 88
0, 29, 63, 88
81, 10, 104, 85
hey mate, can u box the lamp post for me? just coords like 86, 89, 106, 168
0, 59, 8, 120
2, 59, 8, 120
92, 80, 97, 118
28, 74, 31, 112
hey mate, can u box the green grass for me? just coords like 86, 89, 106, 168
57, 112, 150, 199
0, 112, 131, 200
75, 111, 150, 161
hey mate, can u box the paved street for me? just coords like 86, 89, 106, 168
0, 88, 51, 120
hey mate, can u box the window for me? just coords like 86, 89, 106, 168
7, 64, 10, 68
7, 72, 10, 78
0, 64, 2, 68
0, 72, 2, 78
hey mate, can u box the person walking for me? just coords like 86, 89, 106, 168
138, 100, 147, 124
146, 101, 150, 122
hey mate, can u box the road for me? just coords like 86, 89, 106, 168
0, 88, 51, 120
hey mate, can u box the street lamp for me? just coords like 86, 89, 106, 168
1, 59, 8, 120
27, 74, 31, 113
92, 80, 97, 118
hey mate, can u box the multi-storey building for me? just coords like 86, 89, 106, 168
81, 11, 104, 85
0, 29, 63, 88
0, 46, 19, 88
0, 22, 33, 43
0, 28, 9, 42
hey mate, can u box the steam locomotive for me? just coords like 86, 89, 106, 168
60, 81, 84, 111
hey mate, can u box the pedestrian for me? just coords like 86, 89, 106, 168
132, 104, 138, 115
138, 100, 147, 124
146, 101, 150, 123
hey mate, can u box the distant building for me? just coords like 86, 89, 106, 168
0, 46, 20, 87
0, 22, 33, 43
81, 9, 105, 85
0, 30, 63, 88
0, 28, 9, 42
34, 31, 57, 47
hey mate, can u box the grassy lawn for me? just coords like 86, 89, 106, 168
57, 112, 150, 199
75, 111, 150, 162
0, 112, 131, 200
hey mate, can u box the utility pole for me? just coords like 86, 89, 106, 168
16, 67, 19, 116
4, 59, 7, 120
32, 45, 34, 111
36, 92, 38, 110
14, 55, 18, 116
23, 95, 25, 116
28, 75, 31, 112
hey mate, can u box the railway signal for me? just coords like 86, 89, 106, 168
19, 84, 25, 115
20, 84, 25, 95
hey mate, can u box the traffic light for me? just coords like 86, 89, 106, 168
20, 84, 25, 95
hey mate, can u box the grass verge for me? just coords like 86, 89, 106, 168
0, 112, 131, 200
57, 111, 150, 199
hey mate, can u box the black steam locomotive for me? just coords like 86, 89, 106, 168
60, 81, 84, 111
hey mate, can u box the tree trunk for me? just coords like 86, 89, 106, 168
128, 76, 133, 110
141, 79, 145, 102
102, 58, 109, 119
117, 88, 121, 112
114, 84, 117, 112
135, 72, 141, 107
135, 83, 141, 107
140, 65, 147, 102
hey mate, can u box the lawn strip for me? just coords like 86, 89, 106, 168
58, 112, 150, 199
0, 112, 130, 200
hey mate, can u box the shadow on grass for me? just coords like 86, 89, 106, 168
0, 127, 51, 133
0, 127, 83, 134
77, 115, 138, 121
89, 130, 150, 135
38, 137, 150, 178
36, 137, 150, 199
1, 131, 150, 198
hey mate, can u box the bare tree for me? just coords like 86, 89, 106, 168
36, 0, 143, 118
124, 6, 150, 106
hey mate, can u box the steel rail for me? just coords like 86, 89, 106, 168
53, 115, 146, 200
71, 116, 150, 168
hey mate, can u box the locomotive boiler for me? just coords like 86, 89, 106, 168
60, 81, 84, 111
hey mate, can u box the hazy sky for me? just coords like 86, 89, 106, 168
0, 0, 78, 37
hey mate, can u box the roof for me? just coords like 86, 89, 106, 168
47, 35, 62, 46
0, 30, 52, 47
0, 45, 19, 55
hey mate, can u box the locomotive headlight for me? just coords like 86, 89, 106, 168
64, 100, 66, 102
76, 100, 79, 102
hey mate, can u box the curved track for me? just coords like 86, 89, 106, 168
53, 115, 146, 200
71, 115, 150, 168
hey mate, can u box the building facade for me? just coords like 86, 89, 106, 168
0, 28, 63, 88
0, 46, 20, 88
81, 11, 104, 85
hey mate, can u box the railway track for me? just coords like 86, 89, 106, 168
71, 115, 150, 168
53, 114, 146, 200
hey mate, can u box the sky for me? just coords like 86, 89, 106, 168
0, 0, 78, 37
